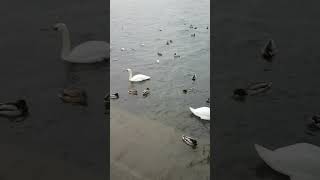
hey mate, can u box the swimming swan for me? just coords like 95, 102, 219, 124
125, 69, 151, 82
255, 143, 320, 180
189, 107, 210, 120
53, 23, 109, 63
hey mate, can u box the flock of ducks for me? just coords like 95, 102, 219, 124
232, 39, 320, 179
109, 23, 210, 148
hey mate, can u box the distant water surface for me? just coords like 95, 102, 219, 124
111, 0, 210, 139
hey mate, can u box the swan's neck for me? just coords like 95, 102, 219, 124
128, 70, 133, 80
60, 27, 71, 59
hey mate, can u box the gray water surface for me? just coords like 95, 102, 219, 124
111, 0, 210, 139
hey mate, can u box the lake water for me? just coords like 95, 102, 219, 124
111, 0, 210, 139
110, 0, 210, 179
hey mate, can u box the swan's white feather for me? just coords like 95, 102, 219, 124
189, 107, 210, 120
66, 41, 109, 63
255, 143, 320, 180
130, 74, 151, 82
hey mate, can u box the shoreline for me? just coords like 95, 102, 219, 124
110, 104, 210, 180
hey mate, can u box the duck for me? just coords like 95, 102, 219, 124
0, 99, 29, 118
192, 74, 196, 81
206, 98, 210, 103
189, 107, 210, 121
142, 88, 150, 97
120, 48, 125, 51
307, 115, 320, 131
191, 33, 195, 37
128, 89, 138, 95
182, 89, 188, 94
110, 93, 119, 99
58, 87, 87, 105
233, 82, 272, 100
255, 143, 320, 180
246, 82, 272, 95
169, 40, 173, 43
261, 39, 277, 61
156, 59, 160, 63
125, 69, 151, 82
166, 41, 170, 45
189, 24, 193, 28
206, 26, 209, 29
174, 53, 180, 58
182, 135, 198, 147
194, 27, 197, 29
232, 88, 248, 101
157, 52, 163, 56
52, 23, 109, 63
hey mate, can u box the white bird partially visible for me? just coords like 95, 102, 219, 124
125, 69, 151, 82
255, 143, 320, 180
189, 107, 210, 120
53, 23, 109, 63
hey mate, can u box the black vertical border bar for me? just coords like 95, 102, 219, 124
106, 0, 111, 179
210, 0, 215, 180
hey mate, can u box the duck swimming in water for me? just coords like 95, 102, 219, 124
307, 115, 320, 131
182, 135, 198, 148
169, 40, 173, 43
191, 33, 195, 37
174, 53, 180, 58
0, 99, 29, 118
142, 88, 150, 97
157, 52, 163, 56
192, 74, 196, 81
261, 39, 277, 61
206, 98, 210, 103
128, 89, 138, 95
58, 87, 87, 106
233, 82, 272, 101
110, 93, 119, 99
166, 41, 169, 45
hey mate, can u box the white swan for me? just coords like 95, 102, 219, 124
189, 107, 210, 120
125, 69, 151, 82
53, 23, 109, 63
255, 143, 320, 180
